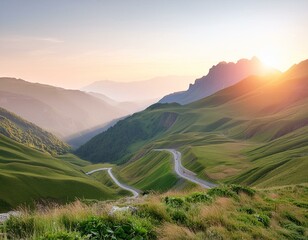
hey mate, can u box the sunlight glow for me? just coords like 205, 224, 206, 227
259, 53, 281, 70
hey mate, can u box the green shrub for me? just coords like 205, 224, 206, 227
38, 231, 82, 240
236, 214, 263, 227
170, 210, 187, 224
230, 185, 256, 197
185, 192, 212, 203
207, 185, 256, 199
207, 186, 237, 198
77, 216, 153, 240
238, 207, 256, 215
164, 196, 185, 208
254, 213, 270, 227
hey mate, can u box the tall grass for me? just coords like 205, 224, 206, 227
1, 184, 307, 239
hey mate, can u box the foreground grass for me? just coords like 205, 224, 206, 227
1, 184, 307, 240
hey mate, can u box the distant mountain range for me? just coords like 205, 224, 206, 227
82, 76, 194, 102
88, 92, 153, 115
160, 57, 278, 104
0, 78, 133, 138
76, 59, 308, 188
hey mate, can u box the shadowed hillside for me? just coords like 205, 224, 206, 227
65, 117, 124, 149
75, 107, 179, 163
0, 107, 70, 155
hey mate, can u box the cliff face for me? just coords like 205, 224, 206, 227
159, 57, 270, 105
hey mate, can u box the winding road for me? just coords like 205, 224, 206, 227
1, 149, 214, 223
155, 149, 217, 189
86, 168, 139, 198
86, 148, 215, 199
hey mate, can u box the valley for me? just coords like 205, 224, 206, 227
0, 58, 307, 239
1, 59, 307, 214
76, 60, 308, 191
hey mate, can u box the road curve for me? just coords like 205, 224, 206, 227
155, 149, 216, 189
86, 168, 139, 198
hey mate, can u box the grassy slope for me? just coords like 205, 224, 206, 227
90, 171, 129, 197
114, 151, 185, 192
2, 184, 307, 240
75, 103, 180, 164
0, 135, 119, 212
57, 153, 90, 167
158, 75, 308, 187
0, 107, 70, 155
76, 61, 308, 190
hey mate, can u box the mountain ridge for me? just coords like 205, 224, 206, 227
159, 57, 279, 104
0, 78, 128, 138
82, 76, 194, 102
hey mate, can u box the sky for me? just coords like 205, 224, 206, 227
0, 0, 307, 89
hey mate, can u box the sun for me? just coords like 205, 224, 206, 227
258, 53, 280, 69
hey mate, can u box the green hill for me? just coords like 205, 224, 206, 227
0, 107, 70, 155
0, 134, 121, 213
76, 59, 308, 189
75, 104, 180, 164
